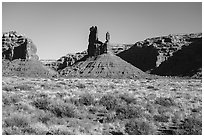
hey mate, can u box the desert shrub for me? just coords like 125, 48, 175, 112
31, 97, 50, 110
3, 126, 24, 135
47, 100, 76, 118
125, 118, 157, 135
14, 84, 33, 91
115, 104, 142, 120
118, 93, 137, 104
46, 117, 67, 125
78, 93, 95, 106
88, 105, 108, 114
2, 85, 15, 91
99, 94, 120, 110
145, 102, 157, 114
27, 122, 49, 135
153, 115, 169, 122
35, 92, 48, 98
154, 97, 176, 107
35, 110, 55, 124
2, 93, 21, 106
15, 102, 35, 112
171, 111, 185, 124
64, 96, 79, 105
176, 115, 202, 135
48, 125, 73, 135
76, 83, 86, 89
4, 113, 31, 128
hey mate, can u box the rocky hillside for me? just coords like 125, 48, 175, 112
59, 26, 151, 79
2, 31, 58, 78
60, 53, 151, 79
42, 43, 133, 71
42, 27, 133, 71
2, 59, 58, 78
118, 33, 202, 78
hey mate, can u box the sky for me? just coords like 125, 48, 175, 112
2, 2, 202, 59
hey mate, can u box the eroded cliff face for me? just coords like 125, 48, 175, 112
118, 33, 202, 77
2, 31, 39, 61
2, 31, 58, 78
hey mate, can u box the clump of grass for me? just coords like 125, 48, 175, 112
125, 118, 157, 135
47, 100, 76, 118
99, 94, 120, 110
2, 85, 15, 91
14, 84, 33, 91
176, 115, 202, 135
48, 125, 73, 135
4, 113, 31, 128
34, 110, 55, 124
3, 126, 24, 135
153, 115, 169, 122
78, 93, 95, 106
76, 83, 86, 89
2, 93, 21, 106
31, 97, 50, 110
28, 122, 49, 135
118, 93, 137, 104
115, 104, 142, 120
154, 97, 176, 107
15, 102, 35, 112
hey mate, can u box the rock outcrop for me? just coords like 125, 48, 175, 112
118, 33, 202, 77
51, 27, 132, 71
2, 31, 39, 60
2, 31, 58, 78
87, 26, 107, 56
59, 26, 152, 79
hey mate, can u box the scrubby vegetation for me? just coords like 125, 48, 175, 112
2, 76, 202, 135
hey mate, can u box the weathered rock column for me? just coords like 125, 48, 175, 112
87, 26, 98, 56
103, 32, 110, 53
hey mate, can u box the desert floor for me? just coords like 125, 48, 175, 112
2, 76, 202, 135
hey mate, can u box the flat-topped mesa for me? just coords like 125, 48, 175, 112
87, 26, 110, 57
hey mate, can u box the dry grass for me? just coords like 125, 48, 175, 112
2, 76, 202, 135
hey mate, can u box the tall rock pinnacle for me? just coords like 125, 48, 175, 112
87, 26, 109, 57
106, 32, 110, 42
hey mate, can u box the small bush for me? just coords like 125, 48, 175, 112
3, 127, 24, 135
28, 122, 49, 135
115, 104, 142, 120
2, 85, 15, 91
4, 113, 31, 128
15, 102, 35, 112
2, 93, 21, 106
48, 125, 73, 135
154, 97, 176, 107
14, 84, 33, 91
119, 93, 137, 104
153, 115, 169, 122
76, 83, 86, 89
99, 94, 120, 110
78, 93, 95, 106
47, 100, 76, 118
35, 110, 55, 124
125, 118, 157, 135
31, 97, 50, 110
176, 116, 202, 135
